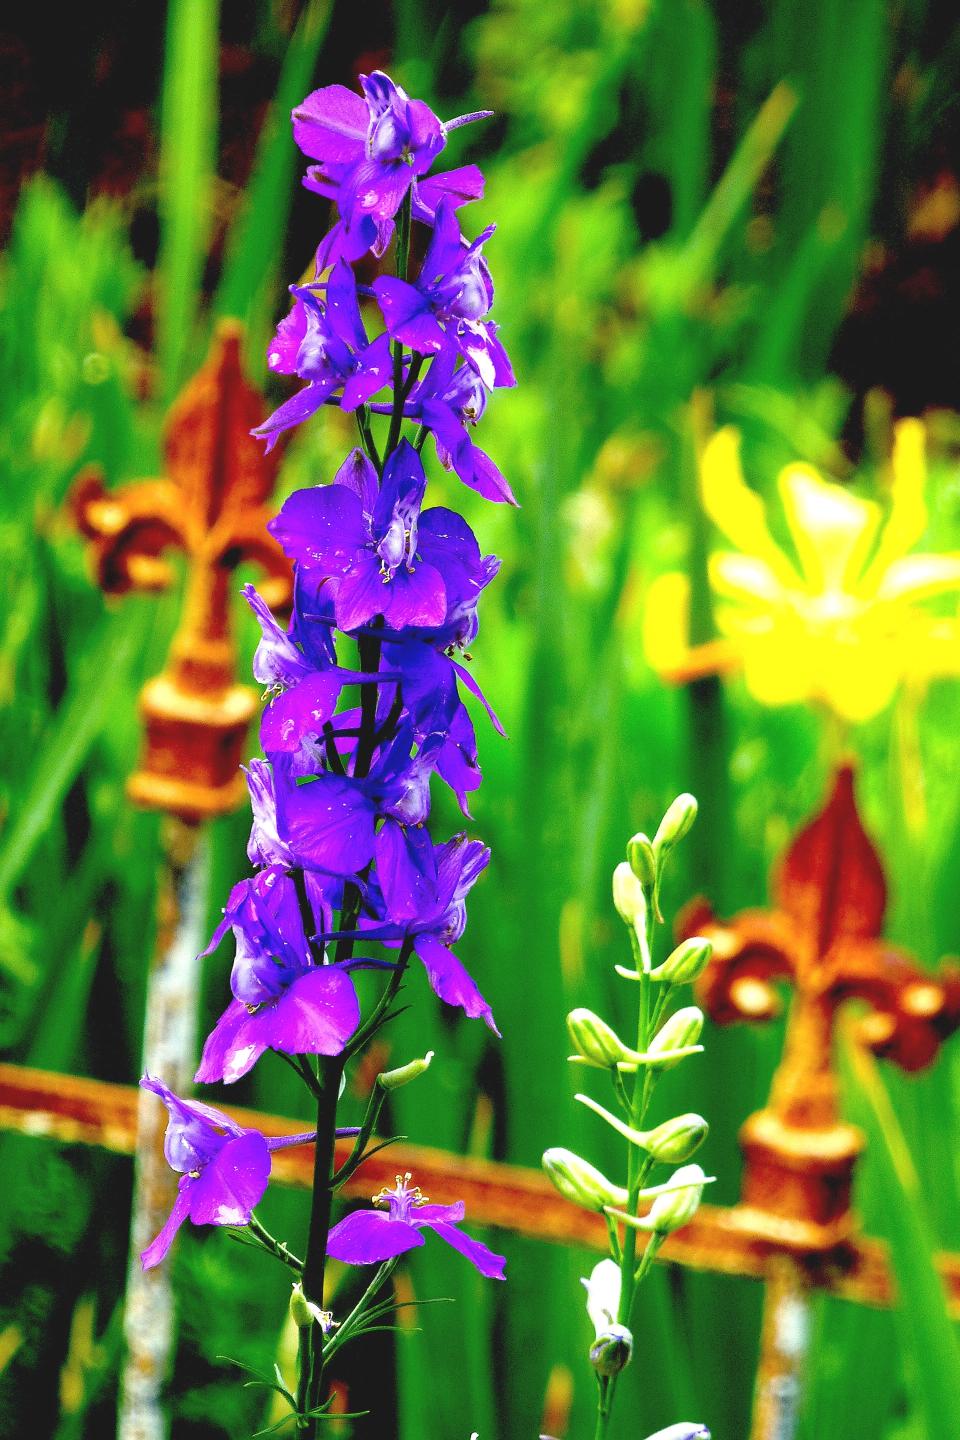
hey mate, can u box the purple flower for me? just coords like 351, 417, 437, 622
195, 866, 360, 1084
327, 1171, 505, 1278
243, 583, 385, 755
139, 1078, 274, 1268
372, 197, 514, 390
269, 442, 453, 634
407, 352, 517, 505
273, 726, 442, 914
252, 261, 392, 451
358, 832, 497, 1031
293, 70, 491, 263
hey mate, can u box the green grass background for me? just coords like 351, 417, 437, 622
2, 0, 960, 1436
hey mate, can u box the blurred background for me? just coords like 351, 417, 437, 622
2, 0, 960, 1436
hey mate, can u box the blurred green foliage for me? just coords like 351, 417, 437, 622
2, 0, 960, 1437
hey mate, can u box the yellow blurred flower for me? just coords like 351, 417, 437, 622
644, 420, 960, 721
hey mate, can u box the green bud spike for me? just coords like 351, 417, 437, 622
612, 861, 645, 926
651, 937, 713, 985
626, 832, 657, 889
377, 1050, 435, 1091
654, 793, 698, 853
567, 1008, 640, 1069
542, 1147, 629, 1212
646, 1006, 705, 1068
642, 1113, 709, 1163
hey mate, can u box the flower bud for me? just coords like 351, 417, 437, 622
567, 1009, 637, 1069
590, 1324, 634, 1377
626, 832, 656, 889
542, 1148, 629, 1212
289, 1282, 335, 1333
643, 1164, 707, 1234
582, 1257, 621, 1335
643, 1426, 711, 1440
647, 1006, 704, 1069
654, 793, 698, 853
642, 1113, 709, 1164
651, 937, 713, 986
377, 1050, 434, 1091
612, 861, 645, 925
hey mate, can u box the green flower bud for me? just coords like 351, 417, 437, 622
642, 1113, 709, 1164
567, 1008, 638, 1069
377, 1050, 435, 1091
289, 1282, 335, 1333
542, 1147, 629, 1212
651, 937, 713, 985
626, 832, 657, 889
590, 1324, 634, 1378
612, 861, 646, 926
654, 793, 698, 853
647, 1006, 705, 1069
642, 1163, 708, 1234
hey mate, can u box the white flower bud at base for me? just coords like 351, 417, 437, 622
590, 1324, 633, 1378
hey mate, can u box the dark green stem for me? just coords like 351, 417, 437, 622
301, 1056, 345, 1436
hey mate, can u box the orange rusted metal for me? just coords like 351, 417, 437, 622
3, 1061, 960, 1315
680, 763, 960, 1271
71, 320, 292, 822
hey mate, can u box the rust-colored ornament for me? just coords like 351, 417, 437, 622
682, 763, 960, 1267
71, 319, 291, 821
680, 762, 960, 1437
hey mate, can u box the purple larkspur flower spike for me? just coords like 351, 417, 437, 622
326, 1171, 505, 1278
195, 867, 360, 1084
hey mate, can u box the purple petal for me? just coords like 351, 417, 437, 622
261, 670, 348, 754
262, 966, 360, 1056
141, 1180, 192, 1270
414, 933, 498, 1033
406, 100, 445, 172
335, 556, 394, 633
252, 381, 332, 451
450, 658, 506, 735
325, 259, 367, 351
333, 447, 378, 513
381, 562, 447, 630
428, 1220, 506, 1279
414, 165, 484, 223
267, 297, 308, 375
292, 85, 368, 164
375, 819, 438, 923
276, 773, 377, 874
188, 1131, 272, 1227
372, 277, 446, 354
349, 157, 414, 221
269, 484, 367, 572
326, 1209, 425, 1265
340, 333, 393, 412
195, 1000, 270, 1085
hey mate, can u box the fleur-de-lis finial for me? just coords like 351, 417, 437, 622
71, 321, 292, 820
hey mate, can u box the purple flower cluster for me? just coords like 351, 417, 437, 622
141, 69, 511, 1284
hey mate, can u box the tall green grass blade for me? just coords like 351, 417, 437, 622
156, 0, 219, 399
215, 0, 332, 353
842, 1029, 960, 1440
